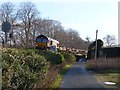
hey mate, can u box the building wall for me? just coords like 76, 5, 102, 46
102, 47, 120, 58
87, 47, 120, 59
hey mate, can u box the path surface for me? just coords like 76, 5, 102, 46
60, 61, 103, 88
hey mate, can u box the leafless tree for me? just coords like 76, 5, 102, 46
0, 2, 15, 22
18, 2, 39, 48
0, 2, 88, 50
0, 2, 18, 47
103, 34, 116, 46
33, 18, 63, 38
85, 36, 90, 42
59, 28, 88, 50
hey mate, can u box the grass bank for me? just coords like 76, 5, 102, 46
51, 63, 73, 88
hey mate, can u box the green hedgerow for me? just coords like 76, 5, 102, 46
36, 50, 65, 65
61, 52, 76, 63
2, 48, 50, 89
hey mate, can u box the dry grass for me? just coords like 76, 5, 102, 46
36, 61, 73, 88
86, 57, 120, 88
36, 65, 59, 88
86, 57, 120, 72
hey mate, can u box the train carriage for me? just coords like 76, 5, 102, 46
36, 35, 59, 51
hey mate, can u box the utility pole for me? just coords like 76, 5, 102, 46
95, 30, 98, 60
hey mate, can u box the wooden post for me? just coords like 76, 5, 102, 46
5, 32, 8, 47
95, 30, 98, 60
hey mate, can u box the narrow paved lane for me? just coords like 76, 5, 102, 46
60, 61, 103, 88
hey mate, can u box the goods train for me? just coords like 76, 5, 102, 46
36, 35, 60, 51
35, 35, 87, 58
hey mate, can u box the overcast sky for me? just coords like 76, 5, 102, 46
0, 0, 119, 43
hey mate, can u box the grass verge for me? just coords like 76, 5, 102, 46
51, 64, 72, 88
85, 58, 120, 88
95, 72, 120, 88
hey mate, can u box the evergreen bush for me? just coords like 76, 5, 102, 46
2, 48, 50, 89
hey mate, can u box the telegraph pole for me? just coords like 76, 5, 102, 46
95, 30, 98, 60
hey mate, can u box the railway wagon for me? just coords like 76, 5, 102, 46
36, 35, 59, 51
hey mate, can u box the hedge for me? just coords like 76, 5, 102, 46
36, 50, 65, 65
61, 52, 76, 63
2, 48, 50, 89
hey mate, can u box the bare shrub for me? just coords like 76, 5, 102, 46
86, 57, 120, 72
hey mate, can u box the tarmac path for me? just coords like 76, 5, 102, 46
60, 61, 103, 88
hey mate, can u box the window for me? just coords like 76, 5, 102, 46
42, 38, 48, 42
36, 38, 42, 42
36, 38, 48, 42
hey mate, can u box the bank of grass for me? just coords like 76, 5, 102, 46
51, 64, 72, 88
85, 57, 120, 88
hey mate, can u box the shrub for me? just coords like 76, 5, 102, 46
36, 50, 65, 65
53, 53, 64, 64
85, 58, 120, 72
61, 52, 76, 63
2, 48, 50, 89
